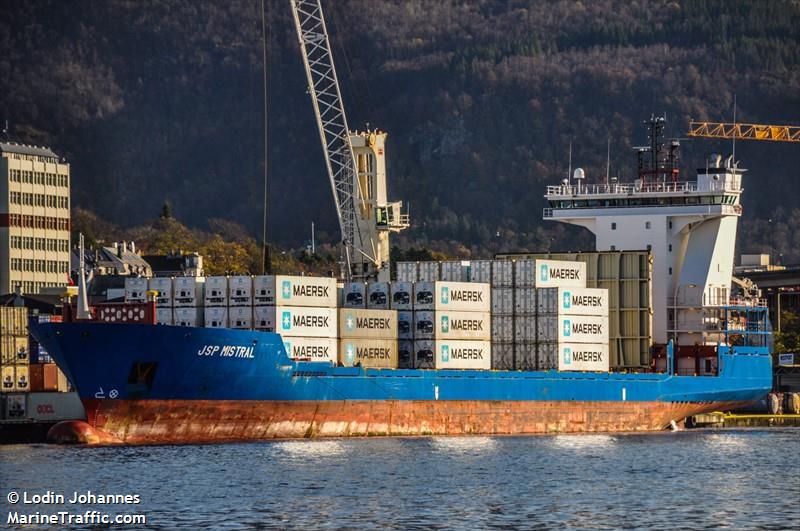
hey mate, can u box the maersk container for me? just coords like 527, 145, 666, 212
412, 340, 436, 369
339, 339, 398, 368
415, 339, 491, 370
205, 276, 229, 307
228, 306, 253, 329
537, 287, 608, 316
413, 311, 491, 340
397, 311, 414, 340
341, 282, 367, 308
491, 315, 513, 342
229, 276, 253, 307
174, 307, 203, 327
469, 260, 492, 283
418, 261, 440, 282
390, 282, 414, 310
535, 342, 558, 370
491, 260, 514, 287
491, 287, 514, 315
282, 336, 337, 363
513, 315, 536, 342
514, 260, 537, 287
367, 282, 391, 310
396, 261, 418, 282
173, 277, 205, 308
248, 275, 337, 308
124, 277, 148, 302
413, 281, 490, 312
516, 259, 587, 288
253, 275, 273, 306
440, 261, 469, 282
491, 342, 514, 370
551, 342, 610, 372
155, 308, 173, 326
338, 308, 397, 339
515, 342, 537, 371
398, 340, 414, 369
256, 306, 337, 338
534, 259, 587, 288
253, 306, 272, 329
148, 277, 173, 306
204, 307, 228, 329
537, 315, 609, 343
514, 287, 536, 315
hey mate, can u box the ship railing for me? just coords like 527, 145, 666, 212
64, 301, 156, 324
545, 180, 738, 197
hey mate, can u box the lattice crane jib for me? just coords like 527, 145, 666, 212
289, 0, 369, 279
688, 121, 800, 143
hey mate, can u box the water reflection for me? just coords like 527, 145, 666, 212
550, 433, 616, 450
429, 435, 499, 455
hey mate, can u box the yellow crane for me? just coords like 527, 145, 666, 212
688, 121, 800, 142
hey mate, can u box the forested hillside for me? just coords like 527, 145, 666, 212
2, 0, 799, 263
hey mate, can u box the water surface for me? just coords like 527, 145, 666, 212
2, 429, 798, 529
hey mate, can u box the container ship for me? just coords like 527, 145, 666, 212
30, 116, 773, 445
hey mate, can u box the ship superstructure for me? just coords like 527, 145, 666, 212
545, 117, 747, 359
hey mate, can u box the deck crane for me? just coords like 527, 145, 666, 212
688, 121, 800, 143
289, 0, 409, 282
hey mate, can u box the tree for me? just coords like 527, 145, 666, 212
775, 311, 800, 354
160, 201, 173, 220
200, 235, 252, 275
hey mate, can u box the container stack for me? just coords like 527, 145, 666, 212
149, 277, 174, 325
536, 286, 609, 371
204, 276, 229, 328
27, 314, 70, 392
28, 314, 53, 364
338, 308, 398, 368
1, 307, 29, 393
228, 276, 253, 330
491, 261, 515, 370
412, 281, 491, 369
173, 277, 205, 327
391, 281, 415, 368
253, 275, 338, 363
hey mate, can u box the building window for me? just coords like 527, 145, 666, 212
668, 221, 673, 229
669, 267, 673, 275
610, 245, 616, 251
646, 244, 652, 251
645, 221, 651, 229
668, 244, 672, 252
611, 222, 617, 230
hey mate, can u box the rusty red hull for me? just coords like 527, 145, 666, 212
71, 398, 749, 445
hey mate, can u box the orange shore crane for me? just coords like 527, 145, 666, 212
688, 121, 800, 142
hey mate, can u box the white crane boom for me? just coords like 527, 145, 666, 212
289, 0, 364, 278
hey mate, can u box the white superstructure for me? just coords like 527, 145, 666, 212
544, 117, 745, 347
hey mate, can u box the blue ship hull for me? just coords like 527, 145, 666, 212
31, 322, 772, 444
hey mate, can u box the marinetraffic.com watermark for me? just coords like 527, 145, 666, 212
5, 490, 146, 526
